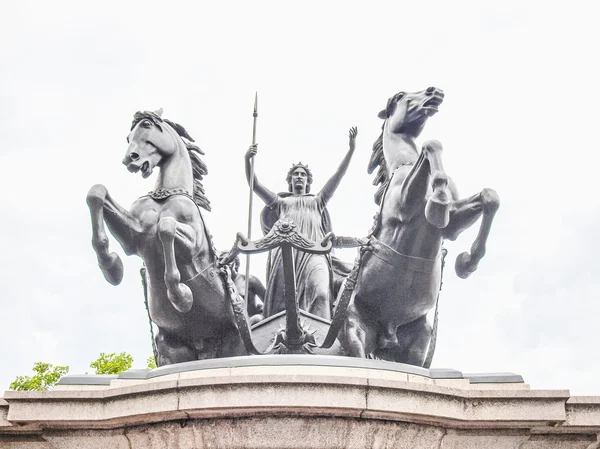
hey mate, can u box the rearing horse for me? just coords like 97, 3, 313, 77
86, 110, 246, 365
340, 87, 499, 366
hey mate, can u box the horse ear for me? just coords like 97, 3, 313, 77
154, 108, 163, 117
377, 110, 387, 120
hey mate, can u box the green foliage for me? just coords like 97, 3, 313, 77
89, 352, 133, 375
9, 362, 69, 391
146, 356, 157, 369
10, 352, 155, 390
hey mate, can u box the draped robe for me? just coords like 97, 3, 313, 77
260, 193, 334, 319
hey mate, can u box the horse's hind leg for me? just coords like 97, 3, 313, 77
157, 217, 195, 313
444, 188, 500, 278
86, 184, 124, 285
422, 140, 452, 229
155, 328, 196, 366
376, 315, 431, 367
340, 301, 377, 358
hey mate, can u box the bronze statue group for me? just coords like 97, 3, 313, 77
87, 87, 499, 368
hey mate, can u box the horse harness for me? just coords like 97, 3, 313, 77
139, 188, 259, 361
140, 178, 446, 360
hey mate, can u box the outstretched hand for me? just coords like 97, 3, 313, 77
349, 126, 358, 150
245, 143, 258, 160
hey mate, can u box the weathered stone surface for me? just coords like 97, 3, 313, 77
43, 430, 130, 449
2, 360, 600, 448
440, 429, 530, 449
567, 397, 600, 427
123, 417, 446, 449
519, 434, 598, 449
0, 400, 10, 429
0, 440, 52, 449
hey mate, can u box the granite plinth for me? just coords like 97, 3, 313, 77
1, 356, 598, 448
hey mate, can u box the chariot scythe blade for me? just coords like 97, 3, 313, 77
244, 92, 258, 317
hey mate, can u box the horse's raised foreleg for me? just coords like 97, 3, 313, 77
395, 153, 432, 222
86, 185, 125, 285
421, 140, 452, 229
444, 188, 500, 278
102, 192, 144, 256
157, 216, 195, 313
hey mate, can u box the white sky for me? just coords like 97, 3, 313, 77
1, 0, 599, 394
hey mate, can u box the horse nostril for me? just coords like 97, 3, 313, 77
130, 152, 140, 161
426, 86, 435, 95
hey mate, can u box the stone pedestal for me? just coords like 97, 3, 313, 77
1, 355, 599, 448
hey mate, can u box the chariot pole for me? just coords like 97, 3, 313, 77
244, 93, 258, 312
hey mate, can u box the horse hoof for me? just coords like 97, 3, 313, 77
425, 196, 450, 229
169, 283, 194, 313
100, 252, 124, 285
455, 252, 477, 279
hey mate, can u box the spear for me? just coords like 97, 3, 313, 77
244, 93, 258, 312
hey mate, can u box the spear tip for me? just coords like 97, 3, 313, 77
253, 92, 258, 116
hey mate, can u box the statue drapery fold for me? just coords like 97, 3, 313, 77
260, 193, 350, 319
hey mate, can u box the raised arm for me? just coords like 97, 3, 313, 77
245, 144, 277, 206
319, 127, 357, 205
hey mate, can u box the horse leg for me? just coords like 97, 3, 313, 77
217, 331, 247, 358
396, 152, 433, 223
375, 316, 431, 366
86, 184, 125, 285
157, 216, 195, 313
443, 188, 500, 279
102, 191, 144, 256
155, 328, 196, 366
341, 300, 376, 358
421, 140, 452, 229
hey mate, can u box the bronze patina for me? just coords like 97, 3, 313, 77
339, 87, 500, 366
244, 127, 357, 320
87, 89, 499, 368
86, 110, 248, 366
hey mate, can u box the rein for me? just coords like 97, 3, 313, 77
319, 170, 400, 348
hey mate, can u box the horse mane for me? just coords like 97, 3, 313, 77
368, 92, 408, 205
131, 111, 211, 211
367, 127, 388, 205
163, 119, 211, 212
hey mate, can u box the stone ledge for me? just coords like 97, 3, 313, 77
464, 373, 524, 383
566, 396, 600, 428
2, 417, 598, 449
0, 399, 11, 429
2, 365, 572, 433
2, 358, 597, 448
110, 355, 466, 381
55, 375, 116, 386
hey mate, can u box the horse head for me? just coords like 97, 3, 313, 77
121, 109, 210, 211
369, 87, 445, 205
378, 87, 444, 138
123, 109, 184, 179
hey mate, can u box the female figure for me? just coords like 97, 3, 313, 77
245, 128, 357, 319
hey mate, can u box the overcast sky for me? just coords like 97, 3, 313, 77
1, 1, 599, 395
